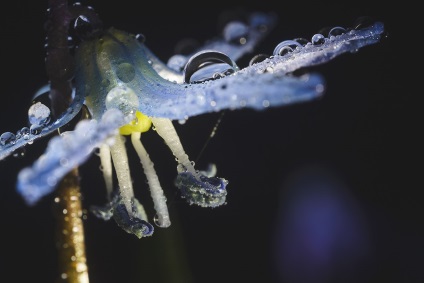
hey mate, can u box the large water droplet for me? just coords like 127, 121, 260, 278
28, 102, 51, 126
183, 50, 239, 84
105, 85, 139, 117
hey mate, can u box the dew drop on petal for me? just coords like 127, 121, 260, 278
183, 50, 239, 84
30, 124, 43, 135
19, 127, 30, 136
135, 33, 146, 43
0, 132, 16, 146
28, 102, 51, 126
311, 33, 326, 45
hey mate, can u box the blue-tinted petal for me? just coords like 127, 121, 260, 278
16, 109, 125, 205
0, 93, 84, 161
267, 22, 385, 73
75, 27, 324, 121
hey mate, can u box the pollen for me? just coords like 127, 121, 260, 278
119, 111, 151, 135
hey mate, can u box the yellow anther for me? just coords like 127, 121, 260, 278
119, 111, 152, 135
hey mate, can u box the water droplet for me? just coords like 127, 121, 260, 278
153, 214, 167, 227
135, 33, 146, 43
116, 62, 135, 83
73, 15, 99, 40
183, 50, 239, 84
30, 124, 43, 135
311, 34, 325, 45
249, 53, 268, 66
223, 21, 249, 45
0, 132, 15, 146
273, 40, 303, 56
328, 26, 347, 37
20, 127, 30, 136
105, 85, 139, 117
28, 102, 51, 126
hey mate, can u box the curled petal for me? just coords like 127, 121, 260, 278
0, 94, 84, 161
91, 191, 154, 238
113, 199, 154, 238
175, 171, 228, 208
17, 109, 125, 205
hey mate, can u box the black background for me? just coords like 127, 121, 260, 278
0, 1, 417, 283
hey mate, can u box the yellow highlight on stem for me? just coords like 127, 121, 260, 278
119, 111, 152, 135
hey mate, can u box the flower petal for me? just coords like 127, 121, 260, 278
16, 109, 125, 205
0, 94, 84, 161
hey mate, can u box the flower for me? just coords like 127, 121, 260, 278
0, 6, 384, 238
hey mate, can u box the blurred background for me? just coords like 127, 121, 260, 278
0, 1, 417, 283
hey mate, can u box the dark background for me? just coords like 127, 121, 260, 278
0, 1, 417, 283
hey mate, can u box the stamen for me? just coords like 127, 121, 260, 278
131, 132, 171, 228
99, 144, 113, 201
150, 118, 198, 177
109, 134, 135, 217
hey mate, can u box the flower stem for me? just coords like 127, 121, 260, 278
53, 168, 89, 283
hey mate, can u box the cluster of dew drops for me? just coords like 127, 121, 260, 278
0, 100, 51, 157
